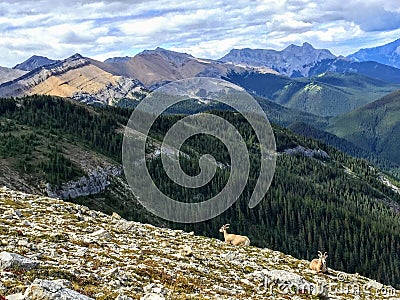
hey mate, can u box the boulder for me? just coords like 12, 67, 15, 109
115, 294, 134, 300
5, 293, 25, 300
0, 252, 38, 270
24, 279, 94, 300
140, 283, 168, 300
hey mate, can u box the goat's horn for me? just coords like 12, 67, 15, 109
324, 252, 328, 256
318, 251, 322, 255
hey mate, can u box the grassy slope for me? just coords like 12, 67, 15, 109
2, 187, 399, 299
328, 90, 400, 164
288, 121, 400, 178
309, 58, 400, 84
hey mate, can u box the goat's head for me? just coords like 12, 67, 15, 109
318, 251, 328, 263
219, 224, 230, 233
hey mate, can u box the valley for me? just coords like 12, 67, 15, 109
0, 95, 399, 290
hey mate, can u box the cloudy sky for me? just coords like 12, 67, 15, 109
1, 0, 400, 67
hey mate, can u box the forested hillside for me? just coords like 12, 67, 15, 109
225, 71, 400, 116
328, 90, 400, 166
288, 122, 400, 179
0, 95, 399, 288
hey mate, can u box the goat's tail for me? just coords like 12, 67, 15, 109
244, 236, 250, 246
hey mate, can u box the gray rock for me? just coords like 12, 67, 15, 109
250, 269, 315, 295
90, 229, 112, 241
24, 279, 94, 300
12, 209, 22, 218
46, 166, 122, 200
141, 283, 168, 300
22, 220, 33, 227
364, 279, 384, 290
0, 252, 38, 270
72, 77, 145, 106
17, 239, 29, 247
140, 294, 165, 300
115, 295, 134, 300
5, 293, 25, 300
262, 269, 311, 286
284, 146, 329, 158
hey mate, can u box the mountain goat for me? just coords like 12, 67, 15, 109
309, 251, 328, 273
219, 224, 250, 246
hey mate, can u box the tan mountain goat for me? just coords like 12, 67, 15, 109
309, 251, 328, 273
219, 224, 250, 246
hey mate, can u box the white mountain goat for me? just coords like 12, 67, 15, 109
219, 224, 250, 246
309, 251, 328, 273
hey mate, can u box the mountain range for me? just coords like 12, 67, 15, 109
102, 47, 261, 89
221, 43, 400, 83
1, 39, 400, 167
220, 42, 336, 77
1, 41, 400, 113
1, 39, 399, 95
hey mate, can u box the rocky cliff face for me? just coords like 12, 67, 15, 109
71, 77, 146, 106
0, 187, 398, 299
45, 166, 122, 199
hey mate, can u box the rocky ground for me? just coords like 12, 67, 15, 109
0, 186, 399, 300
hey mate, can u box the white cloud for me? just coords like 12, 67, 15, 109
0, 0, 399, 66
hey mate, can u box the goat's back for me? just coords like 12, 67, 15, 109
309, 258, 321, 272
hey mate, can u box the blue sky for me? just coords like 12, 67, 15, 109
1, 0, 400, 67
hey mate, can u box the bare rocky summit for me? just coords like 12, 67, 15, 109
0, 54, 146, 106
13, 56, 58, 72
0, 187, 398, 299
220, 43, 336, 77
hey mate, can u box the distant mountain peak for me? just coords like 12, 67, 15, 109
284, 42, 315, 51
104, 56, 131, 64
220, 42, 335, 77
69, 53, 84, 60
140, 47, 193, 58
137, 47, 195, 69
347, 38, 400, 69
13, 55, 58, 71
155, 46, 167, 51
302, 41, 314, 47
